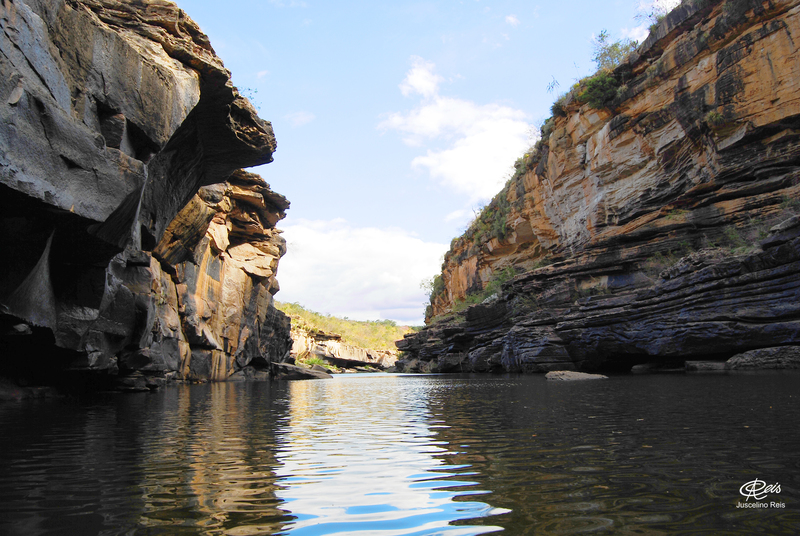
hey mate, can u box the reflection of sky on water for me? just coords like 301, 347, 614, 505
274, 375, 508, 535
4, 374, 799, 534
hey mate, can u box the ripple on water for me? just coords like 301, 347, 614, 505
1, 373, 799, 535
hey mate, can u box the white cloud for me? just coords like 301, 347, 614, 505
634, 0, 682, 21
284, 111, 316, 127
276, 218, 449, 325
649, 0, 682, 11
398, 56, 443, 99
622, 24, 650, 43
627, 0, 682, 42
380, 57, 530, 201
505, 15, 520, 26
256, 70, 270, 79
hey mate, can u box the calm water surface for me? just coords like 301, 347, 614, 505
1, 373, 799, 535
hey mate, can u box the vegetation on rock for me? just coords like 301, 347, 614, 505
295, 354, 336, 371
275, 301, 414, 352
577, 71, 620, 109
591, 29, 638, 71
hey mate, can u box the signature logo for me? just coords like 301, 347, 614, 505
740, 479, 781, 501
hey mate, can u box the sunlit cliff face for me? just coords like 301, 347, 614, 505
431, 0, 800, 317
399, 0, 800, 375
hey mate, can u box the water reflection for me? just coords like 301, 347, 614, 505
407, 374, 800, 535
275, 375, 507, 534
1, 373, 798, 535
132, 383, 292, 534
0, 383, 295, 535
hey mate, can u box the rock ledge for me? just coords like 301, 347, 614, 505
545, 371, 608, 381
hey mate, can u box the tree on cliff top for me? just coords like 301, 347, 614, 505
592, 30, 638, 71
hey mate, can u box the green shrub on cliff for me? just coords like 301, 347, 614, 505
451, 265, 519, 313
578, 71, 620, 109
468, 189, 512, 245
705, 110, 726, 127
551, 96, 568, 118
592, 30, 638, 71
421, 274, 446, 305
543, 27, 635, 120
300, 355, 327, 367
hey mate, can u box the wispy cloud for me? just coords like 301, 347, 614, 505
277, 218, 448, 324
380, 57, 530, 201
256, 70, 270, 79
284, 111, 316, 127
505, 14, 520, 26
445, 209, 467, 223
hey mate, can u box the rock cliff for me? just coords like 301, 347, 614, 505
399, 0, 800, 373
0, 0, 291, 388
289, 325, 398, 370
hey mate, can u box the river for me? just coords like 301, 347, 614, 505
1, 373, 798, 535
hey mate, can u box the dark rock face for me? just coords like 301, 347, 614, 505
0, 0, 291, 387
398, 223, 800, 374
556, 236, 800, 369
398, 0, 800, 374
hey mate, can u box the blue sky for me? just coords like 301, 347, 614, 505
173, 0, 677, 325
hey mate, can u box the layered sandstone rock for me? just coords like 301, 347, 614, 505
0, 0, 290, 386
401, 0, 800, 373
289, 325, 397, 370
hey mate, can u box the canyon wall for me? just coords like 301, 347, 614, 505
399, 0, 800, 373
0, 0, 291, 387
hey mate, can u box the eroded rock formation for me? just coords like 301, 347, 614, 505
0, 0, 291, 387
289, 325, 398, 370
399, 0, 800, 373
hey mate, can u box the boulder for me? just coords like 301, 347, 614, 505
685, 361, 728, 372
545, 371, 608, 381
271, 363, 332, 381
727, 347, 800, 370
